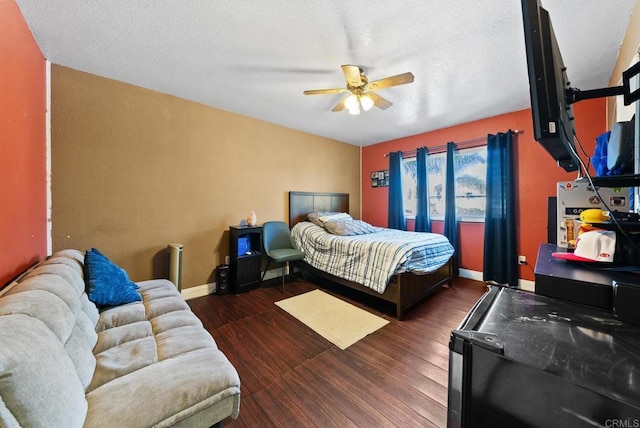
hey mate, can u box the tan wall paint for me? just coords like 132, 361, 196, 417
607, 0, 640, 127
51, 65, 360, 289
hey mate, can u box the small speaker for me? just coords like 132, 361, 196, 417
216, 265, 230, 295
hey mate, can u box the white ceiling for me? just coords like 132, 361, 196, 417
16, 0, 638, 146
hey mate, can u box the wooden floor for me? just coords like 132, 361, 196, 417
188, 276, 487, 428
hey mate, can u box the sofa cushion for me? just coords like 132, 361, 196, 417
88, 336, 159, 392
93, 320, 153, 354
84, 348, 240, 428
21, 262, 85, 295
0, 288, 76, 344
85, 249, 141, 307
65, 322, 98, 389
96, 302, 147, 331
0, 315, 87, 428
1, 268, 100, 392
156, 323, 217, 360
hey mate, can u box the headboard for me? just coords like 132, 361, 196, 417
288, 191, 349, 227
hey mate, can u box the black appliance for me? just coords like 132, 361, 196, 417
448, 285, 640, 427
215, 265, 229, 295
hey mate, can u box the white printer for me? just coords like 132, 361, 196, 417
557, 180, 629, 248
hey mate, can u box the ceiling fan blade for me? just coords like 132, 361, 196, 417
332, 96, 347, 112
341, 65, 364, 87
367, 72, 415, 91
303, 88, 349, 95
366, 91, 393, 110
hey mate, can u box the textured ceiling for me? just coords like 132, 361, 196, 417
16, 0, 638, 146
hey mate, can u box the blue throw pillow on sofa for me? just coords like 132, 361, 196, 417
85, 248, 141, 307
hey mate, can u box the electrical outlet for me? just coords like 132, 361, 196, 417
518, 255, 527, 265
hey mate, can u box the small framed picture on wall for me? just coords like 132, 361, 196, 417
371, 170, 389, 187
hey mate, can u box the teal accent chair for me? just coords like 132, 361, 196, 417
261, 221, 306, 292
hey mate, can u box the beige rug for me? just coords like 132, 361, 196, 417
275, 289, 389, 350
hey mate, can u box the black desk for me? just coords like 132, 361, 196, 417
535, 243, 640, 310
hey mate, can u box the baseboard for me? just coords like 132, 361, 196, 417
181, 283, 215, 300
458, 268, 535, 292
181, 268, 283, 300
182, 268, 536, 300
458, 268, 483, 282
519, 279, 536, 292
263, 267, 283, 281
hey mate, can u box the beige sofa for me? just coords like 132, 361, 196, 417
0, 249, 240, 427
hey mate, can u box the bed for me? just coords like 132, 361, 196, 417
289, 191, 454, 320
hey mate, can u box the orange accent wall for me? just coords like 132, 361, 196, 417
362, 99, 605, 281
0, 1, 47, 286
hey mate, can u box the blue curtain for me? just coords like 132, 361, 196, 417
415, 147, 431, 232
388, 151, 407, 230
483, 131, 518, 286
443, 142, 459, 276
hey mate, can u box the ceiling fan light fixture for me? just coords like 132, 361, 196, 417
360, 94, 374, 111
303, 65, 413, 113
344, 94, 359, 111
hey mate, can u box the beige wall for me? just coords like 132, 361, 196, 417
51, 65, 360, 289
607, 0, 640, 127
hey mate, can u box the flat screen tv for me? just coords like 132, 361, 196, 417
521, 0, 579, 172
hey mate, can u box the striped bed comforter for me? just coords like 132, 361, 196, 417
291, 222, 454, 294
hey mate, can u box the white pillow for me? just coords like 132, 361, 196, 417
318, 212, 352, 223
307, 212, 352, 227
323, 219, 379, 236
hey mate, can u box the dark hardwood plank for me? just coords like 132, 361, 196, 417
188, 276, 487, 427
250, 381, 319, 427
348, 339, 449, 405
319, 348, 444, 427
224, 395, 271, 428
289, 361, 399, 427
274, 365, 359, 428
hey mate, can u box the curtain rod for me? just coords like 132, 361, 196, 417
383, 129, 523, 157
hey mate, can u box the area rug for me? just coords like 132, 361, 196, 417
275, 289, 389, 350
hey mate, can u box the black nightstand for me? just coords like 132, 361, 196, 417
229, 225, 262, 293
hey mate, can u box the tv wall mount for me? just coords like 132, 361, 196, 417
566, 61, 640, 106
566, 62, 640, 188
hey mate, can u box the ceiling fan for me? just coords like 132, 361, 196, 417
303, 65, 415, 115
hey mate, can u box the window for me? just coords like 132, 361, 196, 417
402, 146, 487, 222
